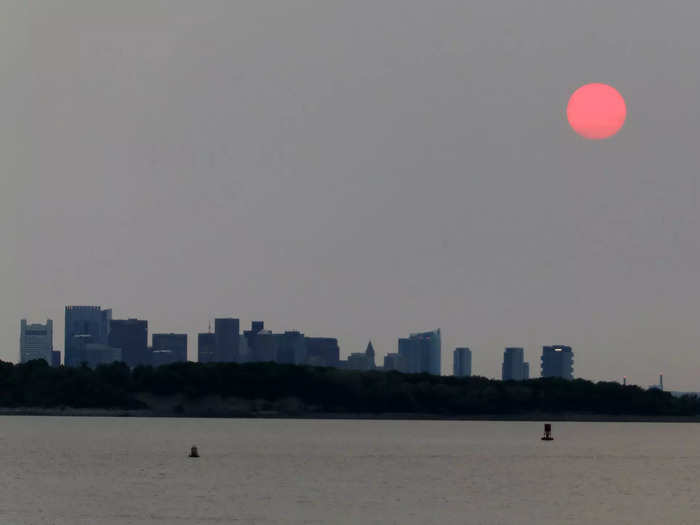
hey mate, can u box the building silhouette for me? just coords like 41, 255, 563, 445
152, 333, 187, 363
197, 332, 216, 363
109, 319, 148, 367
453, 347, 472, 377
541, 345, 574, 379
305, 337, 340, 367
383, 352, 403, 371
64, 306, 112, 367
277, 331, 306, 365
20, 319, 53, 364
502, 347, 529, 381
214, 318, 240, 362
345, 341, 377, 371
242, 321, 266, 362
253, 330, 280, 362
70, 334, 122, 368
398, 329, 441, 375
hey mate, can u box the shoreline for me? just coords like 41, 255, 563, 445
1, 407, 700, 422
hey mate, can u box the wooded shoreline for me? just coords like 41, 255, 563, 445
2, 359, 698, 419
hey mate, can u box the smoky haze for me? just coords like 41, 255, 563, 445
4, 1, 700, 390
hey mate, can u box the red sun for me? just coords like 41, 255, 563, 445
566, 83, 626, 140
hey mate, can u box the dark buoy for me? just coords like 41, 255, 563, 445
541, 423, 553, 441
189, 446, 200, 458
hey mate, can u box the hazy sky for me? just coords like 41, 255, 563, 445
4, 1, 700, 390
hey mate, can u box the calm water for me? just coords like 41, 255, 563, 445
1, 417, 700, 524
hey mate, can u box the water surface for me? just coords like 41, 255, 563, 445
1, 417, 699, 524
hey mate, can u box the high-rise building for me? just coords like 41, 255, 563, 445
197, 332, 216, 363
398, 329, 441, 375
151, 349, 177, 367
365, 341, 376, 369
257, 331, 281, 362
344, 341, 377, 371
383, 353, 403, 371
152, 333, 187, 363
502, 347, 529, 381
69, 334, 122, 368
214, 318, 240, 362
277, 331, 307, 365
453, 347, 472, 377
305, 337, 340, 367
64, 306, 112, 367
541, 345, 574, 379
109, 319, 148, 367
242, 321, 266, 362
19, 319, 53, 364
51, 350, 61, 367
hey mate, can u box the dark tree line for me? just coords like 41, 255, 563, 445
0, 359, 697, 416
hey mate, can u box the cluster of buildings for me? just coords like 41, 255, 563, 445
19, 306, 575, 380
19, 306, 443, 375
452, 345, 574, 380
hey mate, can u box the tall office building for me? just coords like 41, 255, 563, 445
214, 318, 240, 362
64, 306, 112, 367
19, 319, 53, 364
152, 333, 187, 363
365, 341, 376, 369
541, 345, 574, 379
305, 337, 340, 367
398, 329, 441, 375
383, 353, 403, 371
502, 347, 529, 381
109, 319, 148, 367
277, 331, 307, 365
345, 341, 377, 371
197, 332, 216, 363
70, 334, 122, 368
453, 347, 472, 377
242, 321, 266, 362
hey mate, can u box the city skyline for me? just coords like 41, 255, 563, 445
14, 305, 649, 386
6, 3, 700, 391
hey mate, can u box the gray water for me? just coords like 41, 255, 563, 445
1, 417, 699, 525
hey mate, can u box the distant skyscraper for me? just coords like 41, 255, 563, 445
502, 347, 529, 381
345, 341, 377, 371
277, 331, 306, 365
365, 341, 376, 368
152, 333, 187, 363
109, 319, 148, 367
383, 353, 403, 371
242, 321, 266, 362
151, 349, 177, 367
51, 350, 61, 367
214, 318, 240, 362
453, 347, 472, 377
20, 319, 53, 364
305, 337, 340, 367
541, 345, 574, 379
64, 306, 112, 367
197, 332, 216, 363
255, 330, 280, 362
71, 337, 122, 368
398, 329, 441, 375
